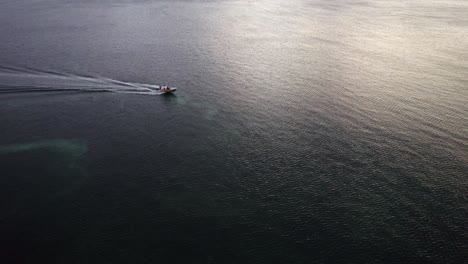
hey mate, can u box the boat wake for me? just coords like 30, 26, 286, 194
0, 65, 164, 96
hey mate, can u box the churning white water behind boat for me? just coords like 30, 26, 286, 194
0, 65, 163, 95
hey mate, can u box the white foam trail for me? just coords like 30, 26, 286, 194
0, 66, 165, 95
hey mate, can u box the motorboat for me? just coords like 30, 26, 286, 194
156, 85, 177, 93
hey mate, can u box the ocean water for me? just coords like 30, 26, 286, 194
0, 0, 467, 263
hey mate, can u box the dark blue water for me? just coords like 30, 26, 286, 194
0, 0, 467, 263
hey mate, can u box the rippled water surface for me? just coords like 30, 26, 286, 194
0, 0, 467, 263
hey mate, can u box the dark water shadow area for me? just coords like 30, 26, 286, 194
0, 139, 89, 263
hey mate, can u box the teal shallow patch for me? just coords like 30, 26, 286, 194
161, 93, 219, 120
0, 139, 88, 168
0, 138, 87, 155
0, 139, 89, 196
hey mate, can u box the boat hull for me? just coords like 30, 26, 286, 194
155, 86, 177, 93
